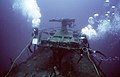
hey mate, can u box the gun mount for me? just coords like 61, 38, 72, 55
49, 18, 75, 34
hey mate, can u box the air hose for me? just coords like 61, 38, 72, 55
87, 51, 101, 77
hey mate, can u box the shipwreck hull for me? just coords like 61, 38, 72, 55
6, 46, 106, 77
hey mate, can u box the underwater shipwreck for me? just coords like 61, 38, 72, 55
3, 0, 120, 77
5, 19, 107, 77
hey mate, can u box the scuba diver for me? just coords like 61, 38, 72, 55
28, 27, 39, 53
78, 32, 106, 64
80, 33, 90, 48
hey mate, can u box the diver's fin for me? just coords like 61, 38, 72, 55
96, 51, 106, 58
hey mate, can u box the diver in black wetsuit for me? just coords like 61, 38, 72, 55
80, 33, 89, 48
28, 28, 39, 53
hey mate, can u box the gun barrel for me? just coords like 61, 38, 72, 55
49, 18, 75, 23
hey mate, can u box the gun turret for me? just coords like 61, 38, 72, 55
49, 18, 75, 34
